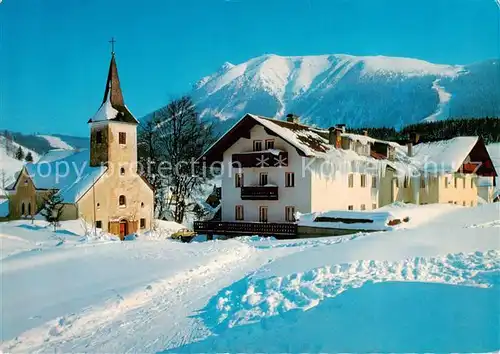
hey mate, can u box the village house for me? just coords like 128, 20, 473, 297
5, 50, 154, 239
198, 114, 394, 226
195, 113, 497, 236
390, 135, 497, 206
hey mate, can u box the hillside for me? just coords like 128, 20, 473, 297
0, 131, 88, 156
190, 54, 500, 133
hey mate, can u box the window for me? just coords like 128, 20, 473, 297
21, 202, 25, 215
394, 178, 399, 188
120, 167, 125, 176
444, 177, 449, 188
348, 205, 354, 211
463, 178, 466, 189
420, 177, 426, 189
28, 203, 31, 215
259, 206, 268, 222
348, 174, 354, 188
360, 174, 367, 188
372, 176, 377, 188
97, 202, 100, 209
141, 202, 144, 208
235, 173, 244, 188
96, 131, 103, 143
462, 201, 466, 206
24, 179, 28, 185
471, 179, 474, 188
265, 139, 275, 150
403, 177, 409, 188
285, 172, 295, 187
119, 195, 126, 206
140, 218, 146, 229
372, 203, 377, 210
285, 206, 296, 222
253, 140, 263, 151
470, 201, 474, 207
259, 172, 268, 186
235, 205, 244, 220
119, 132, 127, 145
454, 177, 458, 188
96, 220, 102, 229
360, 204, 366, 210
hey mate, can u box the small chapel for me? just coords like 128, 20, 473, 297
6, 43, 154, 238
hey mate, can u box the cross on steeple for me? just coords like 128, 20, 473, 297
109, 37, 116, 55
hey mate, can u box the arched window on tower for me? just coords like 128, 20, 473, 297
21, 202, 25, 216
28, 203, 32, 215
119, 195, 126, 207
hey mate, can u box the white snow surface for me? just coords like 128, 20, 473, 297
37, 135, 73, 150
1, 203, 499, 352
0, 137, 39, 193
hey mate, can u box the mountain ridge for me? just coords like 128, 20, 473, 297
190, 54, 500, 132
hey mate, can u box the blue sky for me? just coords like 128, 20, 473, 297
1, 0, 499, 136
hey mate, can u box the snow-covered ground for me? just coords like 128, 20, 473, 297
1, 203, 499, 352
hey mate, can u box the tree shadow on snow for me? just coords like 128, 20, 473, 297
161, 280, 500, 353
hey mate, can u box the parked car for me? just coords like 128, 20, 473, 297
171, 228, 196, 243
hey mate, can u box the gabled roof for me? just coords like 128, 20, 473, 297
24, 149, 107, 203
88, 53, 138, 124
399, 136, 497, 176
201, 113, 332, 163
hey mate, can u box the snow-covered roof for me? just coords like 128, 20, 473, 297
404, 137, 479, 173
250, 114, 331, 156
25, 149, 106, 203
90, 93, 119, 122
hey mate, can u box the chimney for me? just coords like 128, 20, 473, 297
409, 132, 420, 144
407, 132, 419, 157
407, 142, 413, 157
286, 113, 300, 124
335, 124, 346, 133
329, 127, 342, 148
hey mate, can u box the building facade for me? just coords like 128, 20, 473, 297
6, 50, 154, 238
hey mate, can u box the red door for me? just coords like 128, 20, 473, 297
119, 221, 128, 239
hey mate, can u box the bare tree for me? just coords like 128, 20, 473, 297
138, 96, 215, 224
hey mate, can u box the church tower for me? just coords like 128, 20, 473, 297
88, 41, 139, 167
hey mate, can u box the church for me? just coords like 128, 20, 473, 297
6, 47, 154, 239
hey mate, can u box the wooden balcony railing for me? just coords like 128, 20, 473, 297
193, 221, 298, 237
241, 186, 279, 200
232, 151, 288, 168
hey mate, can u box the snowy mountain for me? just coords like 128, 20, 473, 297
191, 54, 500, 131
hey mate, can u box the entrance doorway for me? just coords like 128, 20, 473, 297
119, 220, 128, 239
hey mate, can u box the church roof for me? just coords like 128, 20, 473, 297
88, 53, 138, 124
24, 149, 107, 203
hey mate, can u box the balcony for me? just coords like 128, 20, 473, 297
241, 186, 279, 200
232, 151, 288, 168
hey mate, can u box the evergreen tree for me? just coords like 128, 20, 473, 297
25, 151, 34, 162
15, 146, 25, 160
40, 191, 65, 231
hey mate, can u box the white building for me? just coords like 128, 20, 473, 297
201, 113, 394, 223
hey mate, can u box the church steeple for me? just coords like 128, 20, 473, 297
88, 40, 138, 124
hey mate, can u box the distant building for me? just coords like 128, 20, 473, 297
6, 50, 154, 239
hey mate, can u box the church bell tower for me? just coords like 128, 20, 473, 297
88, 38, 139, 167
